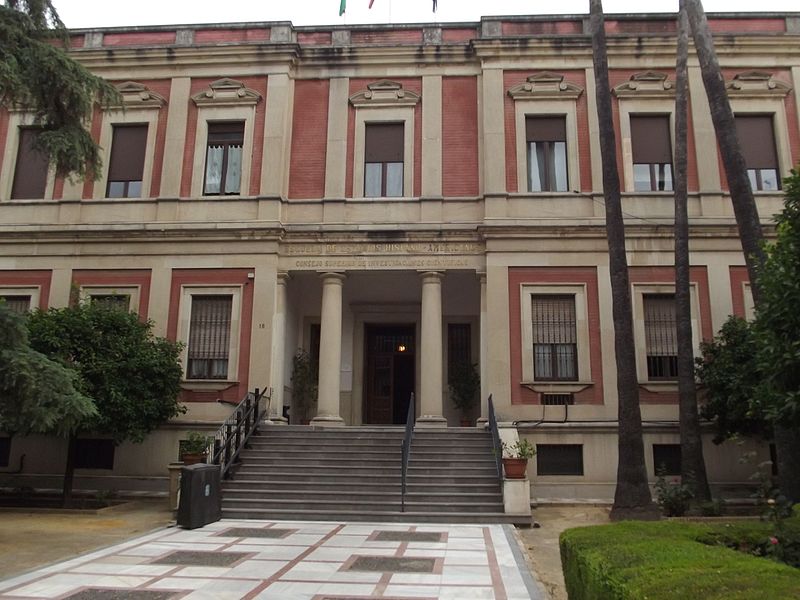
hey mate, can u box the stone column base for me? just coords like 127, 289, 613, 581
262, 416, 288, 425
504, 478, 531, 516
310, 415, 345, 427
415, 415, 448, 428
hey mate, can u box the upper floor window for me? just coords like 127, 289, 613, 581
204, 122, 244, 195
631, 115, 673, 192
735, 115, 781, 191
11, 128, 49, 200
364, 122, 404, 197
526, 116, 568, 192
106, 125, 147, 198
644, 294, 678, 380
531, 294, 577, 381
187, 294, 233, 379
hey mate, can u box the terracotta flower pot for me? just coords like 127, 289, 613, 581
502, 457, 529, 479
181, 452, 207, 466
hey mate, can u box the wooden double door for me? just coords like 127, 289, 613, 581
363, 324, 415, 425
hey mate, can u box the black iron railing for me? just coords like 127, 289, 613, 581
488, 394, 503, 479
210, 387, 270, 479
400, 392, 415, 512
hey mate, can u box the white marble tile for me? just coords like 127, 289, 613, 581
389, 572, 444, 585
439, 585, 496, 599
443, 550, 490, 565
383, 583, 441, 597
253, 580, 322, 599
147, 576, 217, 590
171, 566, 232, 577
182, 577, 262, 599
440, 565, 493, 586
253, 546, 307, 560
68, 563, 174, 576
315, 582, 377, 595
222, 559, 288, 579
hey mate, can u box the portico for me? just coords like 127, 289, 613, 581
271, 260, 485, 427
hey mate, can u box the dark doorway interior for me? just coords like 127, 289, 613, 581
364, 324, 416, 425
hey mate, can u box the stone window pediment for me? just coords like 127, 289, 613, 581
112, 81, 166, 109
192, 78, 262, 107
613, 71, 675, 99
726, 71, 792, 98
349, 80, 421, 108
507, 72, 584, 100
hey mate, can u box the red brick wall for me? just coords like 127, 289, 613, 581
503, 21, 582, 35
442, 28, 477, 43
298, 32, 332, 45
71, 270, 152, 320
442, 77, 479, 197
0, 270, 51, 309
288, 79, 330, 199
508, 267, 604, 405
194, 28, 269, 44
248, 78, 268, 196
0, 109, 10, 189
709, 18, 785, 33
147, 79, 172, 198
82, 105, 104, 199
351, 29, 422, 45
167, 269, 254, 403
103, 31, 175, 46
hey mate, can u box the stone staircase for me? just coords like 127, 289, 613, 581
220, 425, 529, 524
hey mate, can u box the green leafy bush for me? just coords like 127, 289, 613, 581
654, 472, 694, 517
560, 519, 800, 600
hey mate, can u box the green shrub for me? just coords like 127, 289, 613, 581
654, 473, 693, 517
560, 520, 800, 600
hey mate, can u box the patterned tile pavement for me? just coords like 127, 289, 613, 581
0, 520, 544, 600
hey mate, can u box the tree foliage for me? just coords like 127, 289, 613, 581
697, 316, 769, 443
0, 0, 117, 180
0, 303, 95, 437
753, 170, 800, 427
26, 303, 185, 443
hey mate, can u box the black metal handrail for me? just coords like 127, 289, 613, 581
400, 392, 415, 512
210, 387, 270, 479
488, 394, 503, 479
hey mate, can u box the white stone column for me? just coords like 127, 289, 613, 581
312, 272, 346, 426
268, 272, 290, 423
478, 271, 488, 424
417, 271, 447, 427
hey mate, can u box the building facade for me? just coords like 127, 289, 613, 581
1, 13, 799, 499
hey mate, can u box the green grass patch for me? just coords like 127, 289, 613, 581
560, 519, 800, 599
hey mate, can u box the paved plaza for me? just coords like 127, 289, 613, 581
0, 519, 544, 599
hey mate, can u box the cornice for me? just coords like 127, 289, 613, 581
192, 78, 262, 107
613, 71, 675, 98
349, 80, 421, 108
507, 72, 584, 100
725, 70, 792, 98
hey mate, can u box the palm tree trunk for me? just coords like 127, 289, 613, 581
684, 0, 800, 501
674, 0, 711, 503
683, 0, 765, 299
589, 0, 655, 519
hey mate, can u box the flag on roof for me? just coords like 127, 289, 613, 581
339, 0, 346, 16
369, 0, 375, 7
433, 0, 438, 12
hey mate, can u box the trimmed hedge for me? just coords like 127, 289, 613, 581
560, 520, 800, 599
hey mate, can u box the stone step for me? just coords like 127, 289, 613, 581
221, 497, 505, 514
221, 507, 530, 526
240, 457, 401, 467
221, 488, 502, 504
229, 471, 500, 486
221, 480, 501, 493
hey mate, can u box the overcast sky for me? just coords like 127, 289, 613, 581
54, 0, 797, 29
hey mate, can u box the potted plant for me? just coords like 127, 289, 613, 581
448, 361, 480, 426
501, 439, 536, 479
181, 431, 212, 465
291, 348, 318, 424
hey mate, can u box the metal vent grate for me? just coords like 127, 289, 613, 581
541, 393, 574, 405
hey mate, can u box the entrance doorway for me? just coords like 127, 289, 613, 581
363, 324, 415, 425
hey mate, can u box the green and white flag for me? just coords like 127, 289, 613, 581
339, 0, 346, 15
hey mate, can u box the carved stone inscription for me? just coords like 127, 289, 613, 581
283, 241, 484, 271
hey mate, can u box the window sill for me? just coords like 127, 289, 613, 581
180, 380, 238, 392
521, 382, 593, 394
639, 381, 678, 393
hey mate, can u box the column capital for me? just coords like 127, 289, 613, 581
319, 271, 347, 284
476, 270, 487, 284
418, 270, 444, 283
277, 271, 291, 285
